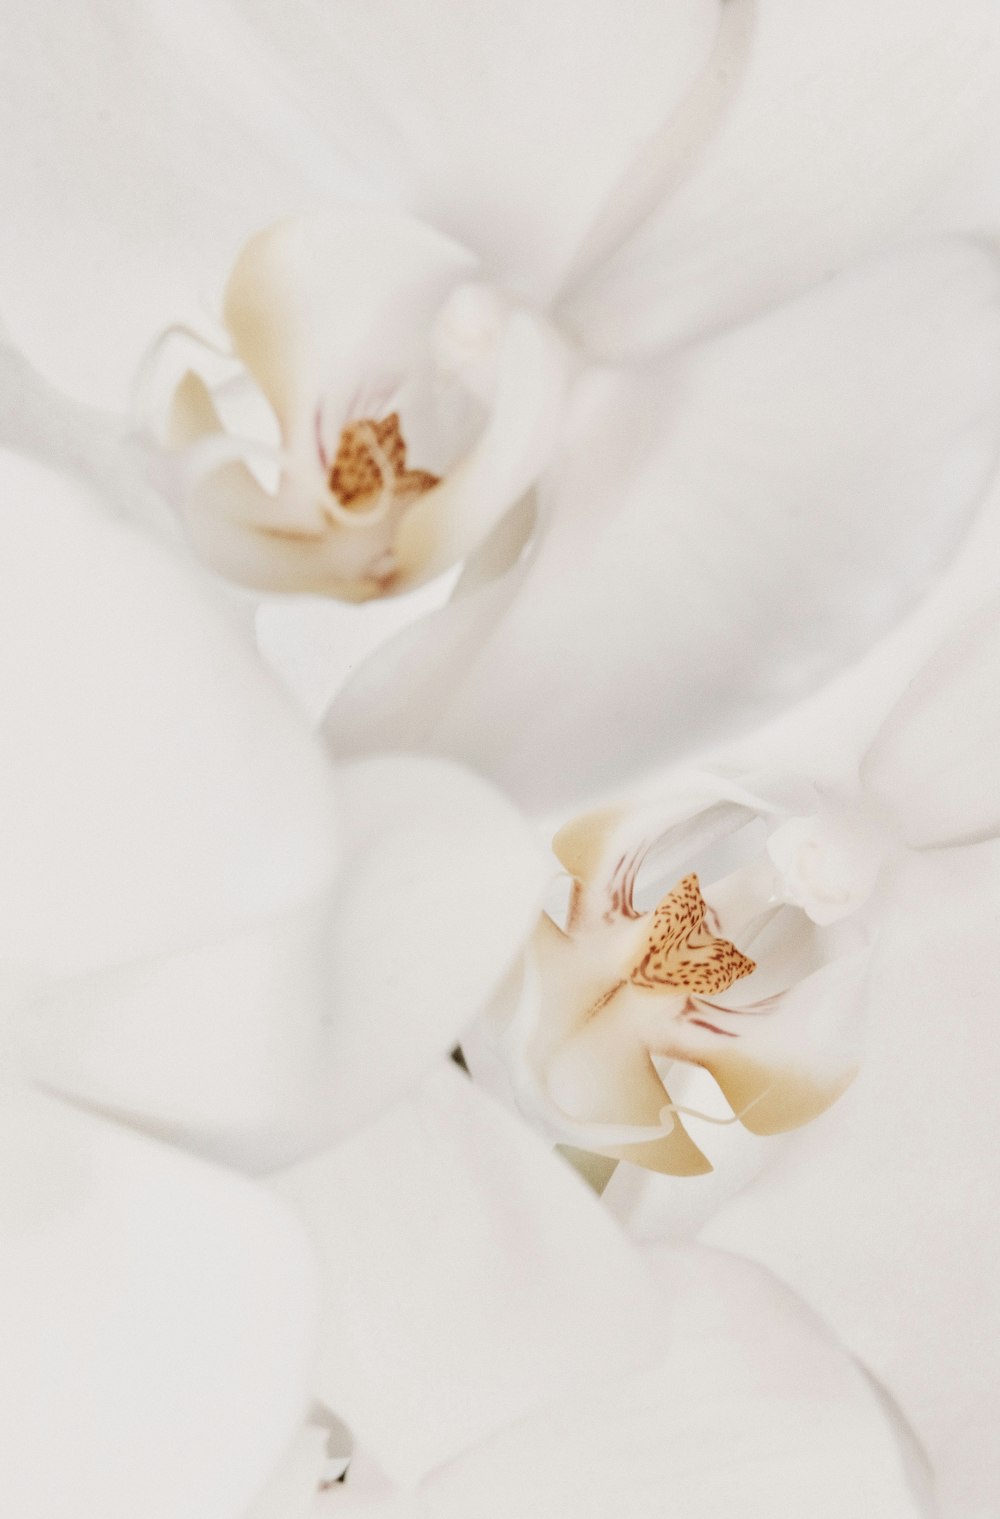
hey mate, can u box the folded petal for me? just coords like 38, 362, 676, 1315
700, 844, 1000, 1518
272, 1063, 673, 1488
219, 211, 477, 454
861, 594, 1000, 848
329, 240, 1000, 814
559, 0, 1000, 358
0, 1086, 315, 1519
169, 222, 571, 600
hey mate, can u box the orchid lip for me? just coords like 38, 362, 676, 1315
509, 783, 873, 1172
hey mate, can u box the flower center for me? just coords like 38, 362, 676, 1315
629, 873, 756, 996
328, 412, 440, 512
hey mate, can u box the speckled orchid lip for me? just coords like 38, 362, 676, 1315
136, 208, 572, 601
494, 775, 874, 1176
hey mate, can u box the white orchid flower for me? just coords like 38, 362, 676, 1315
0, 444, 546, 1165
478, 550, 1000, 1188
677, 592, 1000, 1519
148, 209, 573, 602
0, 438, 929, 1514
3, 3, 1000, 815
0, 440, 549, 1515
245, 1064, 932, 1519
509, 552, 1000, 1515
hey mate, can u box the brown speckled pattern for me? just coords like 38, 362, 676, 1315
329, 412, 440, 509
630, 872, 756, 995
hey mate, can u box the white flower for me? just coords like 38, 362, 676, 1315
582, 569, 1000, 1515
0, 443, 547, 1516
486, 556, 1000, 1193
249, 1065, 930, 1519
2, 3, 1000, 813
145, 210, 572, 601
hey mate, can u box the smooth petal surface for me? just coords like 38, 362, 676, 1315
309, 755, 549, 1142
21, 753, 545, 1170
0, 449, 338, 980
0, 0, 385, 406
326, 1247, 930, 1519
861, 595, 1000, 849
559, 0, 1000, 358
220, 210, 476, 452
233, 0, 722, 300
273, 1064, 673, 1488
329, 240, 1000, 814
409, 1246, 931, 1519
700, 844, 1000, 1519
0, 1086, 315, 1519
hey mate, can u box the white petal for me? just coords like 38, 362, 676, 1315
233, 0, 722, 300
0, 449, 338, 980
329, 240, 1000, 813
701, 844, 1000, 1519
0, 1086, 315, 1519
169, 211, 571, 601
220, 211, 477, 452
20, 752, 544, 1170
414, 1245, 931, 1519
392, 307, 571, 587
559, 0, 1000, 358
273, 1063, 672, 1488
861, 595, 1000, 848
0, 0, 385, 406
19, 895, 336, 1170
310, 756, 548, 1141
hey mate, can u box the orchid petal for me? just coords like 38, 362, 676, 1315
523, 915, 713, 1176
0, 449, 338, 980
306, 754, 548, 1143
559, 0, 1000, 359
165, 210, 570, 601
220, 211, 477, 452
401, 1247, 931, 1519
234, 0, 723, 300
273, 1063, 672, 1488
21, 753, 545, 1170
676, 951, 868, 1137
329, 240, 1000, 813
701, 845, 1000, 1518
0, 0, 385, 406
861, 595, 1000, 848
0, 1086, 315, 1519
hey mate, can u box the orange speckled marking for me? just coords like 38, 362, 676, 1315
329, 412, 439, 509
630, 873, 755, 995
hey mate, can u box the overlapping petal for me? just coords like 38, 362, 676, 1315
273, 1063, 671, 1487
0, 1085, 315, 1519
0, 447, 339, 979
2, 450, 546, 1169
559, 0, 1000, 358
407, 1246, 932, 1519
0, 0, 722, 405
861, 595, 1000, 849
328, 239, 1000, 813
272, 1074, 929, 1519
229, 0, 723, 301
164, 211, 571, 600
0, 0, 386, 406
700, 843, 1000, 1519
